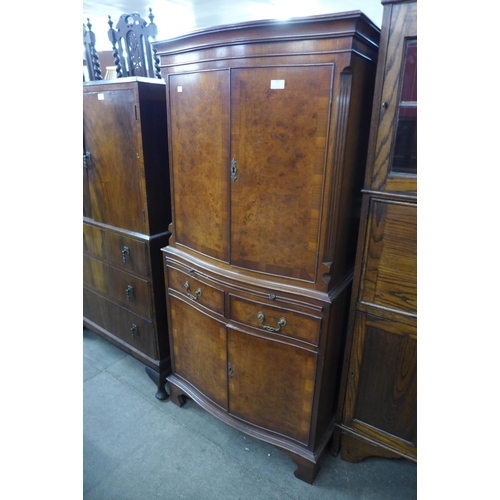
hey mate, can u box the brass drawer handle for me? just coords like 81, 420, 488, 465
122, 246, 130, 262
83, 151, 91, 168
126, 285, 134, 300
131, 324, 138, 338
257, 312, 286, 332
184, 281, 202, 301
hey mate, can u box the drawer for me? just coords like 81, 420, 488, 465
83, 222, 149, 276
229, 295, 321, 346
167, 266, 225, 316
83, 255, 152, 319
83, 287, 157, 359
359, 200, 417, 315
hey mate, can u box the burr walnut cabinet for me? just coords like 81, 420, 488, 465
154, 13, 379, 483
333, 0, 417, 464
83, 77, 171, 399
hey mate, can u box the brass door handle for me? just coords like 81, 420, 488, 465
257, 312, 286, 332
231, 158, 237, 181
184, 281, 202, 301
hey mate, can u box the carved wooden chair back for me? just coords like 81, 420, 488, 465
107, 9, 161, 79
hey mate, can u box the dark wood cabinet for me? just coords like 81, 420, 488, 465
334, 0, 417, 464
155, 13, 379, 483
83, 77, 172, 399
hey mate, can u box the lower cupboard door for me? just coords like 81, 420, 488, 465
227, 329, 316, 445
169, 295, 228, 410
343, 312, 417, 455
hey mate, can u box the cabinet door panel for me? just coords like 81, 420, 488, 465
359, 199, 416, 315
230, 66, 333, 281
344, 313, 416, 454
83, 89, 147, 232
168, 71, 230, 261
228, 328, 316, 445
169, 295, 228, 409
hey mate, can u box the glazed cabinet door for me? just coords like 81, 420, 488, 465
343, 312, 417, 458
168, 71, 230, 261
169, 295, 228, 410
370, 2, 417, 193
227, 328, 316, 445
83, 88, 148, 233
230, 66, 334, 281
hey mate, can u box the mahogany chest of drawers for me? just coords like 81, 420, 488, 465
83, 77, 171, 398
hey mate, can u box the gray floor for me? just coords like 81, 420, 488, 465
83, 327, 417, 499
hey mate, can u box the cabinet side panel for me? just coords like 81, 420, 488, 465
137, 82, 171, 235
313, 286, 350, 448
168, 71, 230, 261
328, 56, 377, 285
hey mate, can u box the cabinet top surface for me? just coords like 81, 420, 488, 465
382, 0, 416, 4
153, 11, 380, 54
83, 76, 165, 89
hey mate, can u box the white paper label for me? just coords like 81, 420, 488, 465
97, 93, 104, 100
177, 86, 183, 92
270, 80, 285, 89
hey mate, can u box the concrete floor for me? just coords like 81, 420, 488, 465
83, 327, 417, 499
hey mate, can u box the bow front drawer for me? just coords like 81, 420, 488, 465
229, 295, 321, 346
167, 265, 225, 316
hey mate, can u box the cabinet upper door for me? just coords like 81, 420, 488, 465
370, 1, 417, 194
230, 66, 334, 281
168, 70, 230, 262
83, 89, 148, 233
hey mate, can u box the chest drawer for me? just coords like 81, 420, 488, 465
229, 295, 321, 346
83, 222, 150, 276
167, 266, 225, 316
83, 287, 157, 359
83, 255, 152, 319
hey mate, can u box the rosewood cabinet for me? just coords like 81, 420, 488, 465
334, 0, 417, 464
154, 13, 380, 483
83, 77, 172, 399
